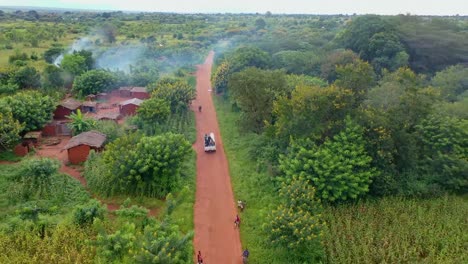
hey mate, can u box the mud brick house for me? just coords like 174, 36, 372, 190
42, 120, 72, 137
64, 130, 106, 164
54, 98, 81, 119
94, 112, 122, 122
22, 131, 42, 147
96, 92, 110, 101
119, 98, 143, 116
81, 101, 97, 113
130, 87, 150, 99
116, 86, 132, 97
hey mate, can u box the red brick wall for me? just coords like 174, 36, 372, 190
131, 91, 149, 99
14, 144, 28, 157
54, 106, 72, 119
68, 144, 91, 164
42, 124, 57, 137
120, 104, 138, 116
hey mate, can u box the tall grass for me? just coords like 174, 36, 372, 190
322, 196, 468, 263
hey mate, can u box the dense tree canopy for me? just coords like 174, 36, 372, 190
1, 90, 55, 132
228, 67, 287, 132
72, 69, 117, 97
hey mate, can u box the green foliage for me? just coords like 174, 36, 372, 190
9, 66, 41, 89
93, 120, 125, 143
272, 50, 322, 76
72, 69, 117, 97
95, 219, 193, 264
134, 221, 193, 264
431, 64, 468, 102
66, 109, 96, 135
415, 115, 468, 192
42, 65, 64, 88
0, 223, 96, 263
279, 117, 377, 202
73, 199, 105, 227
89, 133, 192, 198
224, 46, 271, 73
320, 49, 359, 82
1, 90, 55, 132
60, 53, 87, 76
212, 61, 230, 94
334, 59, 375, 104
15, 158, 60, 199
265, 177, 324, 260
272, 85, 354, 142
228, 67, 287, 132
149, 79, 195, 113
0, 109, 23, 149
323, 196, 468, 263
137, 98, 171, 124
43, 46, 64, 63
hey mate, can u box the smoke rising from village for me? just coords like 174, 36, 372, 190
55, 37, 147, 73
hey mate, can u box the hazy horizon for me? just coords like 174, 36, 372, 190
1, 0, 467, 15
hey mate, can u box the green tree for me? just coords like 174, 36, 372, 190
72, 70, 117, 97
2, 91, 55, 132
320, 49, 359, 82
0, 108, 23, 149
101, 133, 191, 197
73, 199, 106, 227
60, 53, 87, 76
137, 98, 171, 124
334, 59, 375, 105
43, 45, 64, 63
10, 66, 41, 89
225, 46, 271, 73
17, 158, 61, 199
66, 109, 96, 135
255, 18, 266, 30
431, 64, 468, 102
150, 79, 195, 113
266, 177, 324, 260
73, 50, 94, 70
272, 85, 354, 142
415, 115, 468, 192
212, 61, 230, 94
134, 221, 193, 263
43, 65, 64, 88
279, 117, 377, 202
228, 67, 287, 132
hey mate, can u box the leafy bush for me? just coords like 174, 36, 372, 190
73, 199, 105, 227
279, 117, 378, 202
16, 158, 61, 199
72, 69, 117, 97
1, 90, 56, 132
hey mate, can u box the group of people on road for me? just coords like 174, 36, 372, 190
196, 249, 250, 264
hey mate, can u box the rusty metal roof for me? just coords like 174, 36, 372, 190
119, 98, 143, 106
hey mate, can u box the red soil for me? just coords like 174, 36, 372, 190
193, 52, 243, 263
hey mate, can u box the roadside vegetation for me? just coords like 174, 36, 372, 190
0, 7, 466, 263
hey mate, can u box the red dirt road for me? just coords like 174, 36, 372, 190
193, 52, 242, 263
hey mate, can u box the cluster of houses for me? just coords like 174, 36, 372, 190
14, 87, 149, 164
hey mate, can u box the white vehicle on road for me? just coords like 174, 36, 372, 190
204, 132, 216, 152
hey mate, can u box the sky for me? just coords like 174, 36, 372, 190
1, 0, 467, 15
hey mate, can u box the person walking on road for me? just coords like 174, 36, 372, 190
234, 214, 241, 228
198, 105, 202, 112
197, 250, 203, 264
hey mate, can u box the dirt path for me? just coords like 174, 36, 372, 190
193, 52, 242, 263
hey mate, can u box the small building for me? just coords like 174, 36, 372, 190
23, 131, 42, 147
117, 87, 132, 97
85, 94, 96, 101
130, 87, 150, 99
96, 92, 109, 101
42, 120, 72, 137
94, 112, 122, 122
63, 130, 106, 164
119, 98, 143, 116
54, 98, 81, 119
81, 101, 97, 113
